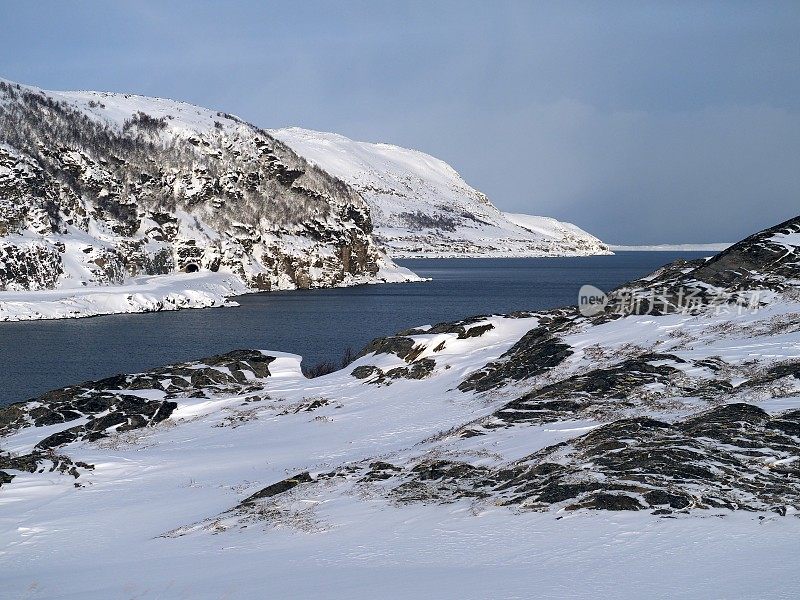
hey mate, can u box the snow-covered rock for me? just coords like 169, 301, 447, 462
0, 79, 418, 316
271, 128, 611, 258
2, 216, 800, 598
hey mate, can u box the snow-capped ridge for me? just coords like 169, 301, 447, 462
271, 127, 611, 258
0, 77, 245, 137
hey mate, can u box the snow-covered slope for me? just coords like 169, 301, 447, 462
0, 79, 417, 319
272, 128, 611, 258
2, 216, 799, 598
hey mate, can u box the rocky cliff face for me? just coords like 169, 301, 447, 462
0, 79, 411, 293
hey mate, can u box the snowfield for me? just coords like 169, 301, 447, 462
2, 216, 799, 599
272, 128, 612, 258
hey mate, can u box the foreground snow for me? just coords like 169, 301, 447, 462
2, 298, 799, 598
2, 216, 799, 598
3, 496, 796, 598
272, 128, 611, 258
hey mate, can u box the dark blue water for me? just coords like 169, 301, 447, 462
0, 252, 709, 406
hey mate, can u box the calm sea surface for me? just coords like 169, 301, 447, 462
0, 252, 709, 405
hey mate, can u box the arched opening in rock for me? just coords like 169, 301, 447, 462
183, 263, 200, 273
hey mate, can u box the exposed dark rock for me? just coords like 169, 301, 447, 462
493, 354, 685, 424
0, 350, 276, 451
459, 324, 494, 339
350, 358, 436, 384
414, 316, 492, 337
36, 426, 85, 450
742, 361, 800, 392
385, 358, 436, 381
643, 489, 692, 509
604, 216, 800, 317
32, 397, 178, 448
412, 460, 484, 481
364, 316, 494, 362
239, 472, 314, 506
567, 493, 644, 511
0, 450, 94, 484
459, 322, 574, 393
279, 398, 330, 415
361, 461, 403, 482
382, 404, 800, 513
351, 365, 381, 380
392, 460, 492, 503
691, 215, 800, 286
356, 336, 417, 361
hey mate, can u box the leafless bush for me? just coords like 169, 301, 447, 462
302, 346, 357, 378
122, 111, 168, 134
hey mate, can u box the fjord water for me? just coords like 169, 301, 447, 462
0, 252, 708, 406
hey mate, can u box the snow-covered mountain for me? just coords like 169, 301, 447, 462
2, 216, 799, 598
272, 128, 611, 258
0, 79, 417, 318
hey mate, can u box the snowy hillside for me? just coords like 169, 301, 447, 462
0, 79, 417, 319
272, 128, 611, 258
2, 216, 799, 598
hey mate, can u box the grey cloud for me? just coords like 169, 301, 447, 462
1, 0, 798, 243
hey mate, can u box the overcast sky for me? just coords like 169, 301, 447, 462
1, 1, 798, 244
